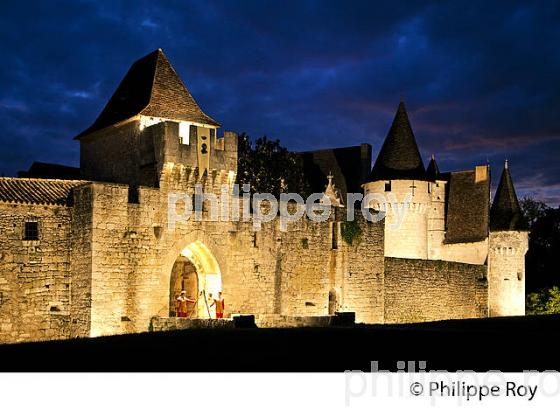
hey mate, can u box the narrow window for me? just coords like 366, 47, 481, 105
193, 193, 203, 213
252, 232, 258, 248
428, 183, 432, 194
332, 222, 338, 250
24, 221, 39, 241
384, 181, 391, 192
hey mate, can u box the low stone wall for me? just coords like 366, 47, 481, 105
384, 257, 488, 323
255, 312, 355, 328
150, 315, 257, 331
150, 316, 236, 331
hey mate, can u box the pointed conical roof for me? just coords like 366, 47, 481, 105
76, 49, 219, 139
490, 161, 526, 230
367, 101, 426, 181
426, 154, 440, 180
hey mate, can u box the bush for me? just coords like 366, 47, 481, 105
341, 220, 362, 246
526, 286, 560, 315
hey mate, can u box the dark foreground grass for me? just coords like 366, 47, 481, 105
0, 314, 558, 372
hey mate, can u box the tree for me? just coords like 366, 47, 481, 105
521, 198, 560, 293
236, 134, 310, 198
520, 197, 549, 228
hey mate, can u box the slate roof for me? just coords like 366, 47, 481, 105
76, 49, 219, 139
443, 169, 490, 244
367, 101, 426, 181
17, 162, 81, 180
490, 161, 527, 231
0, 178, 87, 206
426, 155, 440, 180
297, 144, 372, 197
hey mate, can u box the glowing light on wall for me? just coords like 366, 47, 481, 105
179, 240, 222, 317
227, 170, 236, 186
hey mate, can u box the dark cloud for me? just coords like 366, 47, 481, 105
0, 0, 559, 204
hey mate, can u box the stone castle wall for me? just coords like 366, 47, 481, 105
0, 118, 527, 343
488, 231, 528, 316
81, 181, 386, 337
364, 176, 490, 266
69, 185, 94, 338
0, 177, 386, 343
0, 180, 522, 343
364, 179, 430, 260
383, 257, 488, 323
80, 120, 142, 186
0, 202, 73, 343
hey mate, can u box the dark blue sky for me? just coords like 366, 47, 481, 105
1, 1, 559, 204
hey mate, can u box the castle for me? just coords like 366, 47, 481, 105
0, 49, 528, 343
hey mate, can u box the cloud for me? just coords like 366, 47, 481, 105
0, 0, 558, 205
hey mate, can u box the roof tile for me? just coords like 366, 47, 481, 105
0, 178, 87, 206
368, 101, 426, 181
76, 49, 219, 139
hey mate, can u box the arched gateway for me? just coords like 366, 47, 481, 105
169, 240, 222, 318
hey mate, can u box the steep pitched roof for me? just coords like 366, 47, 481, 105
0, 178, 87, 206
17, 162, 81, 180
490, 161, 527, 230
367, 101, 426, 181
444, 169, 490, 244
297, 144, 372, 197
76, 49, 219, 139
426, 154, 440, 180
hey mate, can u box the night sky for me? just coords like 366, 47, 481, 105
1, 1, 559, 204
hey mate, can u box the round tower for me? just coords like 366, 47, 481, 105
363, 101, 430, 259
488, 160, 529, 316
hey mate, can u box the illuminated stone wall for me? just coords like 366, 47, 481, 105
78, 181, 385, 337
69, 184, 94, 338
488, 231, 528, 316
0, 202, 73, 343
427, 179, 447, 260
437, 240, 489, 265
364, 179, 429, 260
364, 175, 490, 266
273, 208, 385, 324
0, 119, 528, 343
384, 257, 488, 323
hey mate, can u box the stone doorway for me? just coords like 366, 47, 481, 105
169, 240, 222, 318
169, 258, 199, 317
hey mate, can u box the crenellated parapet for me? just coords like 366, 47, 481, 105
142, 121, 237, 193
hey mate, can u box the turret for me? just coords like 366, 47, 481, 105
321, 172, 344, 207
363, 100, 430, 259
425, 154, 448, 260
426, 154, 440, 180
487, 161, 529, 316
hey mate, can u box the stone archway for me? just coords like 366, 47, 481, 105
169, 240, 222, 318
